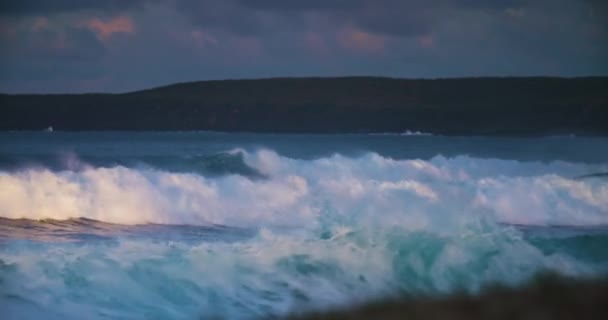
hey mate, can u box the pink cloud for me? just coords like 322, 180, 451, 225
417, 35, 434, 48
85, 16, 135, 40
234, 36, 263, 57
0, 21, 17, 38
337, 27, 385, 53
31, 17, 49, 31
190, 30, 218, 48
505, 8, 526, 19
304, 32, 330, 56
50, 33, 69, 52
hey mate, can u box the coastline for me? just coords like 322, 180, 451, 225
2, 77, 607, 135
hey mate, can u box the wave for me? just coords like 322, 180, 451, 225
1, 222, 607, 319
0, 217, 252, 244
1, 149, 608, 319
0, 150, 607, 227
0, 149, 265, 179
369, 130, 433, 136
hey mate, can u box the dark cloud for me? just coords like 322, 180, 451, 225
174, 0, 272, 36
236, 0, 357, 11
0, 0, 606, 93
0, 16, 106, 61
175, 0, 433, 37
237, 0, 526, 11
175, 1, 533, 38
0, 24, 106, 91
0, 0, 152, 16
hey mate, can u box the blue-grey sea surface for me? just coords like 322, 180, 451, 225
1, 132, 607, 319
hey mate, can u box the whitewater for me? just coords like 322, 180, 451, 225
1, 132, 607, 319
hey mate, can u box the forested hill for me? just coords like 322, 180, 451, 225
1, 77, 607, 135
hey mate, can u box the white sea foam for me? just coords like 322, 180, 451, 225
0, 150, 606, 227
368, 130, 433, 136
1, 150, 608, 319
1, 223, 602, 319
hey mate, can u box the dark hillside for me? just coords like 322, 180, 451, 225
1, 77, 607, 135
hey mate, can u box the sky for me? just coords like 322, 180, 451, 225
0, 0, 606, 93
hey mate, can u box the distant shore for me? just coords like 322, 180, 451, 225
2, 77, 607, 135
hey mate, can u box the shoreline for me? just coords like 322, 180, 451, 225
2, 77, 607, 135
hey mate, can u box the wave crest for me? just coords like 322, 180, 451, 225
0, 150, 607, 227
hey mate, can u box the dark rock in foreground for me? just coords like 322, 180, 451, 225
288, 274, 608, 320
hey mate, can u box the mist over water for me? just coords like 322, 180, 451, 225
1, 132, 607, 319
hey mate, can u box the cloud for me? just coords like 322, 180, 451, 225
0, 0, 152, 16
337, 27, 386, 53
417, 35, 434, 48
231, 0, 530, 36
1, 22, 105, 61
0, 0, 606, 93
84, 16, 135, 40
174, 0, 278, 36
30, 16, 49, 31
174, 0, 431, 37
0, 20, 16, 37
0, 15, 107, 92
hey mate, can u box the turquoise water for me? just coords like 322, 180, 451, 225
1, 132, 607, 319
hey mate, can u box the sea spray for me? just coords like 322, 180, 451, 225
1, 150, 607, 227
1, 134, 608, 319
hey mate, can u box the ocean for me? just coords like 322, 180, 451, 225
1, 132, 607, 319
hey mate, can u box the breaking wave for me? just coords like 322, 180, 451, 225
1, 149, 608, 319
1, 149, 607, 227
